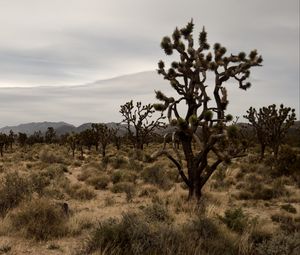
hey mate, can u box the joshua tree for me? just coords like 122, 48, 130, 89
97, 124, 113, 157
18, 132, 27, 147
0, 133, 7, 157
120, 100, 165, 150
8, 130, 14, 150
111, 126, 122, 150
80, 128, 95, 150
244, 104, 296, 159
27, 131, 44, 146
67, 133, 78, 157
45, 127, 56, 144
152, 20, 262, 200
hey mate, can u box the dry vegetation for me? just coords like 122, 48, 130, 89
0, 142, 299, 255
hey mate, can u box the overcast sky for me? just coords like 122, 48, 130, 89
0, 0, 299, 126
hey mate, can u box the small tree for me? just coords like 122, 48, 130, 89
0, 133, 7, 157
244, 104, 296, 159
67, 133, 78, 157
120, 100, 165, 150
98, 124, 113, 157
18, 132, 27, 147
8, 130, 14, 150
45, 127, 56, 144
152, 20, 262, 200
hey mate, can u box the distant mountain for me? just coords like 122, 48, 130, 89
0, 121, 128, 136
0, 121, 75, 135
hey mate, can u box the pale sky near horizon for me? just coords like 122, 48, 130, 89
0, 0, 299, 125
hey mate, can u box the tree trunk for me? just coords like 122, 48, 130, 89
260, 144, 266, 160
102, 145, 106, 157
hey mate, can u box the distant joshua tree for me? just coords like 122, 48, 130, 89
45, 127, 56, 144
0, 133, 7, 156
97, 124, 113, 157
67, 133, 78, 157
120, 100, 165, 150
244, 104, 296, 159
152, 20, 262, 200
18, 132, 27, 147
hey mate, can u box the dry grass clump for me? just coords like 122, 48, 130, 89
281, 203, 297, 214
219, 207, 250, 233
39, 149, 64, 164
111, 170, 138, 184
111, 182, 136, 202
9, 198, 68, 240
139, 185, 158, 197
82, 210, 237, 255
237, 173, 289, 200
111, 155, 128, 169
255, 231, 300, 255
65, 183, 96, 200
86, 175, 110, 190
0, 172, 31, 217
271, 213, 300, 233
141, 163, 172, 190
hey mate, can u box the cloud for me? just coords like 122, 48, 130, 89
0, 0, 298, 124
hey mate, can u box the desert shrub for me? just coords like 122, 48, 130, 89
86, 175, 110, 190
77, 169, 95, 182
43, 164, 66, 179
0, 172, 31, 217
84, 213, 153, 254
143, 202, 173, 224
111, 156, 128, 169
39, 149, 64, 164
128, 158, 143, 172
271, 213, 300, 233
101, 156, 110, 169
220, 208, 248, 233
141, 164, 172, 190
111, 170, 138, 184
82, 161, 103, 172
237, 174, 288, 200
65, 183, 96, 200
281, 204, 297, 214
139, 185, 158, 197
255, 232, 300, 255
272, 178, 289, 197
111, 170, 123, 184
274, 145, 300, 176
83, 212, 237, 255
0, 244, 11, 253
9, 198, 68, 240
111, 182, 136, 202
29, 172, 51, 195
104, 196, 116, 207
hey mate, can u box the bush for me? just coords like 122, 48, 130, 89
143, 202, 173, 224
9, 198, 68, 240
0, 172, 31, 217
220, 208, 248, 233
65, 183, 96, 200
111, 170, 138, 184
111, 156, 128, 169
86, 175, 110, 190
141, 164, 172, 190
275, 145, 299, 176
111, 182, 136, 202
39, 149, 64, 164
255, 232, 300, 255
83, 212, 237, 255
281, 204, 297, 214
271, 213, 300, 233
